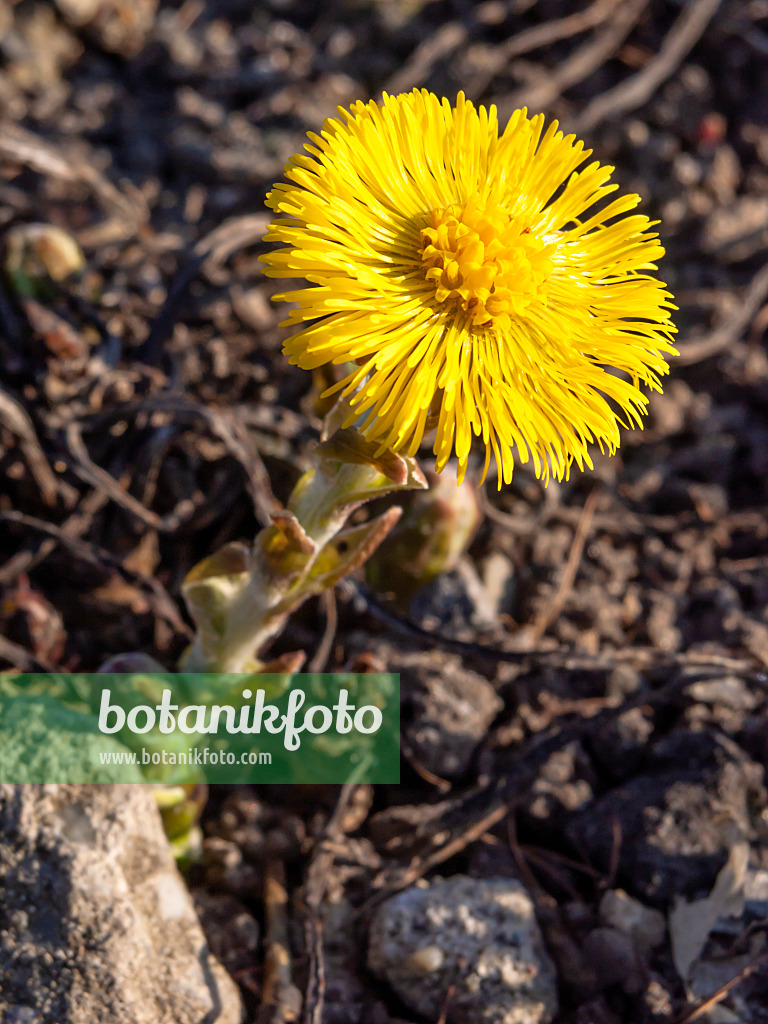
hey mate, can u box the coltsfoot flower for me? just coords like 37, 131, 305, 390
263, 89, 677, 485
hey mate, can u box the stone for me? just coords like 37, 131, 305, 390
192, 891, 260, 978
598, 889, 666, 952
0, 695, 144, 784
687, 677, 758, 712
564, 731, 767, 904
368, 874, 558, 1024
346, 634, 502, 779
0, 785, 242, 1024
405, 659, 502, 778
582, 927, 643, 993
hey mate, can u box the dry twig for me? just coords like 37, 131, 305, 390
340, 578, 765, 678
301, 785, 362, 1024
0, 633, 54, 671
498, 0, 650, 120
0, 490, 108, 587
137, 213, 270, 365
260, 859, 302, 1024
82, 394, 279, 527
575, 0, 724, 131
363, 799, 512, 911
0, 122, 147, 231
0, 509, 191, 638
469, 0, 623, 99
530, 485, 601, 639
675, 262, 768, 365
384, 22, 468, 95
307, 589, 338, 673
676, 950, 768, 1023
0, 386, 65, 506
65, 422, 200, 533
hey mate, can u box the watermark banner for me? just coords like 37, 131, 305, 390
0, 672, 400, 784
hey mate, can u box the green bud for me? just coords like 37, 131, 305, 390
367, 463, 482, 601
4, 223, 85, 299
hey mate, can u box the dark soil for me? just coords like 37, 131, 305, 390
1, 0, 768, 1021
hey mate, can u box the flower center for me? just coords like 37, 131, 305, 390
419, 198, 553, 328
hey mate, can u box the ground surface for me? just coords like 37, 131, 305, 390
1, 0, 768, 1021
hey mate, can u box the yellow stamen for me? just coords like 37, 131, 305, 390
419, 198, 554, 328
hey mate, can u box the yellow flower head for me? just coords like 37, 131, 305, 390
263, 89, 677, 486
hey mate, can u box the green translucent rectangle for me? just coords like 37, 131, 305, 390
0, 673, 400, 784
